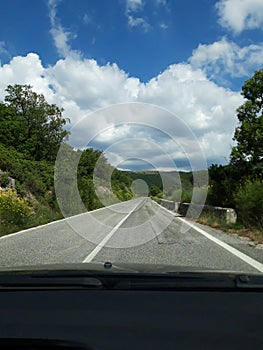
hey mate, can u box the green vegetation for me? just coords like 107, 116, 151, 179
125, 170, 194, 201
1, 84, 70, 162
231, 69, 263, 180
208, 69, 263, 233
0, 188, 33, 225
197, 212, 244, 231
234, 179, 263, 230
0, 85, 132, 236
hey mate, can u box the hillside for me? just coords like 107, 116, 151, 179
124, 170, 194, 201
0, 85, 133, 235
0, 142, 133, 235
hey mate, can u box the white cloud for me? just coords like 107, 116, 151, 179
95, 124, 132, 144
0, 52, 242, 168
190, 37, 263, 79
125, 0, 151, 31
124, 0, 169, 32
47, 0, 79, 58
137, 63, 241, 164
46, 57, 141, 110
0, 53, 53, 101
160, 23, 168, 30
49, 26, 72, 57
126, 0, 144, 12
0, 41, 9, 57
127, 15, 151, 31
83, 13, 91, 25
216, 0, 263, 33
155, 0, 167, 6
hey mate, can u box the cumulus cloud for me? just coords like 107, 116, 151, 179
46, 57, 141, 111
216, 0, 263, 33
0, 53, 53, 101
0, 52, 242, 169
189, 37, 263, 80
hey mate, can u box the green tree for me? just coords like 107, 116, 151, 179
231, 70, 263, 179
3, 84, 70, 161
150, 184, 162, 197
234, 179, 263, 229
0, 104, 21, 148
207, 164, 241, 207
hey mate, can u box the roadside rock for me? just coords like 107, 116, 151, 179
239, 236, 251, 242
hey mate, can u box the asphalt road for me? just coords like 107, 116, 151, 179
0, 197, 262, 273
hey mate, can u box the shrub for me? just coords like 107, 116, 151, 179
181, 189, 191, 203
234, 179, 263, 229
0, 172, 10, 188
0, 189, 33, 225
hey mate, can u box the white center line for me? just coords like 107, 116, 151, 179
178, 217, 263, 273
82, 198, 144, 263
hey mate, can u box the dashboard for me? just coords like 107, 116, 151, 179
0, 287, 263, 349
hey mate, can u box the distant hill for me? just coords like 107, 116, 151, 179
124, 170, 208, 202
124, 170, 191, 200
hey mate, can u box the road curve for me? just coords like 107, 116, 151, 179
0, 197, 262, 273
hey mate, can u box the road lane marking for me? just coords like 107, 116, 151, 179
0, 198, 142, 241
152, 199, 263, 273
82, 198, 146, 263
178, 217, 263, 273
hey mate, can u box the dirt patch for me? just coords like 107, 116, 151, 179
227, 228, 263, 244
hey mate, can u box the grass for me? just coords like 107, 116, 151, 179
196, 212, 263, 244
151, 196, 161, 204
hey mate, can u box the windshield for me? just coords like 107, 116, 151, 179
0, 0, 262, 276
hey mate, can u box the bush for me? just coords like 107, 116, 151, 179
181, 189, 191, 203
0, 172, 10, 188
0, 189, 33, 225
234, 179, 263, 229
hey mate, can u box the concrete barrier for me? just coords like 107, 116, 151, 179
160, 199, 175, 211
178, 203, 237, 224
158, 199, 237, 224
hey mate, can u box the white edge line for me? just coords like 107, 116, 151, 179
153, 199, 263, 273
82, 198, 145, 263
0, 199, 140, 241
152, 199, 179, 216
178, 217, 263, 273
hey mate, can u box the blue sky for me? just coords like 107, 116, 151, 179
0, 0, 263, 170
